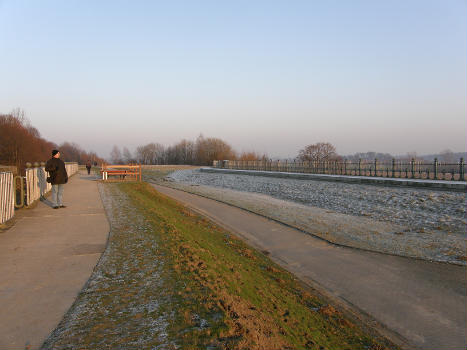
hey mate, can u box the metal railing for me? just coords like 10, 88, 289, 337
0, 172, 14, 224
213, 158, 466, 181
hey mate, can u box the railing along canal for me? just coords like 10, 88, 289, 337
213, 158, 466, 181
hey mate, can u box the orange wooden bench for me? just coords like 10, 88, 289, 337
101, 164, 142, 181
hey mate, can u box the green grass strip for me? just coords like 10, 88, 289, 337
119, 182, 394, 350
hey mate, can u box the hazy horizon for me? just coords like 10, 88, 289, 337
1, 0, 466, 159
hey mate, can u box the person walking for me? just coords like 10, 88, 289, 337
45, 150, 68, 209
86, 160, 92, 175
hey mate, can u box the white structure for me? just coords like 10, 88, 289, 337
0, 172, 14, 224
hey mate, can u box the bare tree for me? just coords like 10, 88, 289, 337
10, 107, 26, 124
195, 135, 236, 165
238, 151, 268, 161
110, 145, 122, 164
399, 151, 420, 162
152, 143, 165, 164
135, 143, 165, 164
122, 147, 134, 164
135, 145, 147, 164
439, 149, 456, 163
59, 142, 82, 162
345, 151, 393, 162
166, 139, 195, 164
297, 142, 340, 162
136, 144, 154, 164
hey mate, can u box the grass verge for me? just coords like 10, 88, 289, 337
119, 181, 395, 350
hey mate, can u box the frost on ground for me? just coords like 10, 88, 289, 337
41, 183, 178, 350
161, 169, 467, 265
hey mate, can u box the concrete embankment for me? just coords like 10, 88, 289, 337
201, 168, 467, 191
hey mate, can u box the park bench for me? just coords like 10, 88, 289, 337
101, 164, 142, 181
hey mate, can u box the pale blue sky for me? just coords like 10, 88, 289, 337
0, 0, 465, 158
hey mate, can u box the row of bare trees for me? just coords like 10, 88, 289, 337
0, 109, 104, 174
297, 142, 463, 164
113, 138, 462, 167
110, 135, 268, 166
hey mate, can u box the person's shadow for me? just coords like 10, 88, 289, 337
36, 168, 55, 207
40, 197, 55, 207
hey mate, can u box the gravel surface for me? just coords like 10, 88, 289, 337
160, 169, 467, 265
168, 169, 467, 235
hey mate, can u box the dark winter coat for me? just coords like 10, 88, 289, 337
45, 158, 68, 184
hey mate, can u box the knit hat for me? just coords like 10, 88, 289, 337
52, 149, 60, 156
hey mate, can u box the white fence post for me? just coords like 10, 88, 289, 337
0, 172, 14, 224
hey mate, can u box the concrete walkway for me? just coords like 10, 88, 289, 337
0, 171, 109, 350
153, 184, 467, 350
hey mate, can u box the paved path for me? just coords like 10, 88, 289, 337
0, 172, 109, 350
153, 184, 467, 350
